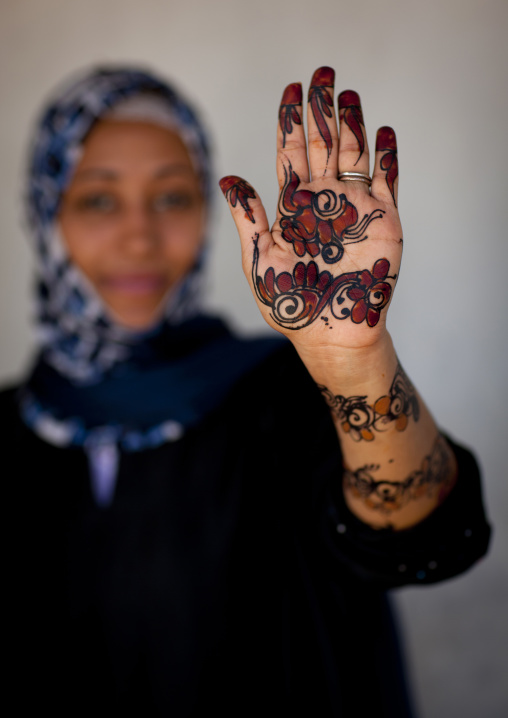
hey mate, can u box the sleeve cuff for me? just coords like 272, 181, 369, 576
321, 435, 492, 589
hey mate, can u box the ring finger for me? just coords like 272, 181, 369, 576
337, 89, 371, 195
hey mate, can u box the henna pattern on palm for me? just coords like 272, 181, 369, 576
318, 362, 419, 441
219, 176, 256, 223
344, 435, 453, 514
376, 127, 398, 206
279, 161, 384, 263
338, 90, 365, 166
308, 67, 334, 159
279, 83, 302, 149
252, 236, 395, 330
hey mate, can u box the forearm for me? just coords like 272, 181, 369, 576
292, 331, 458, 530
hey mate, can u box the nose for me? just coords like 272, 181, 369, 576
120, 203, 159, 257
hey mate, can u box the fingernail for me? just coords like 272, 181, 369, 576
376, 126, 397, 151
310, 66, 335, 87
338, 90, 360, 109
281, 82, 302, 105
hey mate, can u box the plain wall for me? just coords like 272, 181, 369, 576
1, 0, 507, 715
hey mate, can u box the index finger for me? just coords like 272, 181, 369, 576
276, 82, 308, 186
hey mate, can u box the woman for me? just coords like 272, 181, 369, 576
4, 66, 490, 716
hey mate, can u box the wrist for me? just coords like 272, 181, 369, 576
292, 330, 398, 394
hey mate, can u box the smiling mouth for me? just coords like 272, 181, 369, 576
101, 274, 168, 294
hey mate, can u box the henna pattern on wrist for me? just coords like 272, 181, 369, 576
279, 161, 384, 263
279, 83, 302, 148
219, 176, 256, 223
308, 67, 335, 159
252, 236, 395, 330
376, 127, 398, 206
338, 90, 365, 166
318, 362, 419, 441
344, 435, 454, 514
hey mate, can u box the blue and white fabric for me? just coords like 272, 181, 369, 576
26, 67, 212, 383
18, 66, 283, 506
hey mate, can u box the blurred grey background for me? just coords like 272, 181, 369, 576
1, 0, 507, 715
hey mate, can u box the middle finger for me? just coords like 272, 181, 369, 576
307, 66, 339, 180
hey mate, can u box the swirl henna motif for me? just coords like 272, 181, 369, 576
308, 67, 334, 159
278, 162, 385, 264
338, 90, 365, 165
318, 363, 419, 441
252, 236, 395, 330
279, 83, 302, 148
376, 127, 398, 206
219, 176, 256, 223
344, 435, 454, 514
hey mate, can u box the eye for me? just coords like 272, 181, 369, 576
152, 191, 194, 212
76, 193, 117, 213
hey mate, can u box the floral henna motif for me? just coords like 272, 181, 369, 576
308, 67, 335, 159
345, 259, 393, 325
388, 363, 420, 428
344, 435, 454, 514
318, 362, 419, 441
376, 127, 398, 206
338, 90, 365, 165
219, 176, 256, 223
279, 83, 302, 148
252, 236, 394, 330
278, 161, 385, 264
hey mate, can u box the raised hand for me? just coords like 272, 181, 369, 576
220, 67, 458, 532
220, 66, 402, 350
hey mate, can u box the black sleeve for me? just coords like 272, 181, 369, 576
320, 435, 492, 589
250, 344, 491, 591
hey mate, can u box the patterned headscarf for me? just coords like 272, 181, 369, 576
20, 66, 283, 506
26, 66, 212, 384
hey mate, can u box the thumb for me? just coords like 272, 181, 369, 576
219, 176, 271, 260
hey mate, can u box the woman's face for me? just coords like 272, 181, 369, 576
58, 120, 205, 330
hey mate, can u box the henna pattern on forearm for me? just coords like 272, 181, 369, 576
219, 176, 256, 223
344, 434, 454, 514
318, 362, 419, 441
308, 67, 334, 159
279, 83, 302, 148
338, 90, 365, 166
252, 235, 395, 330
376, 127, 398, 206
278, 161, 384, 263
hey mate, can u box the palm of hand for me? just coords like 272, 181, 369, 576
220, 67, 402, 349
